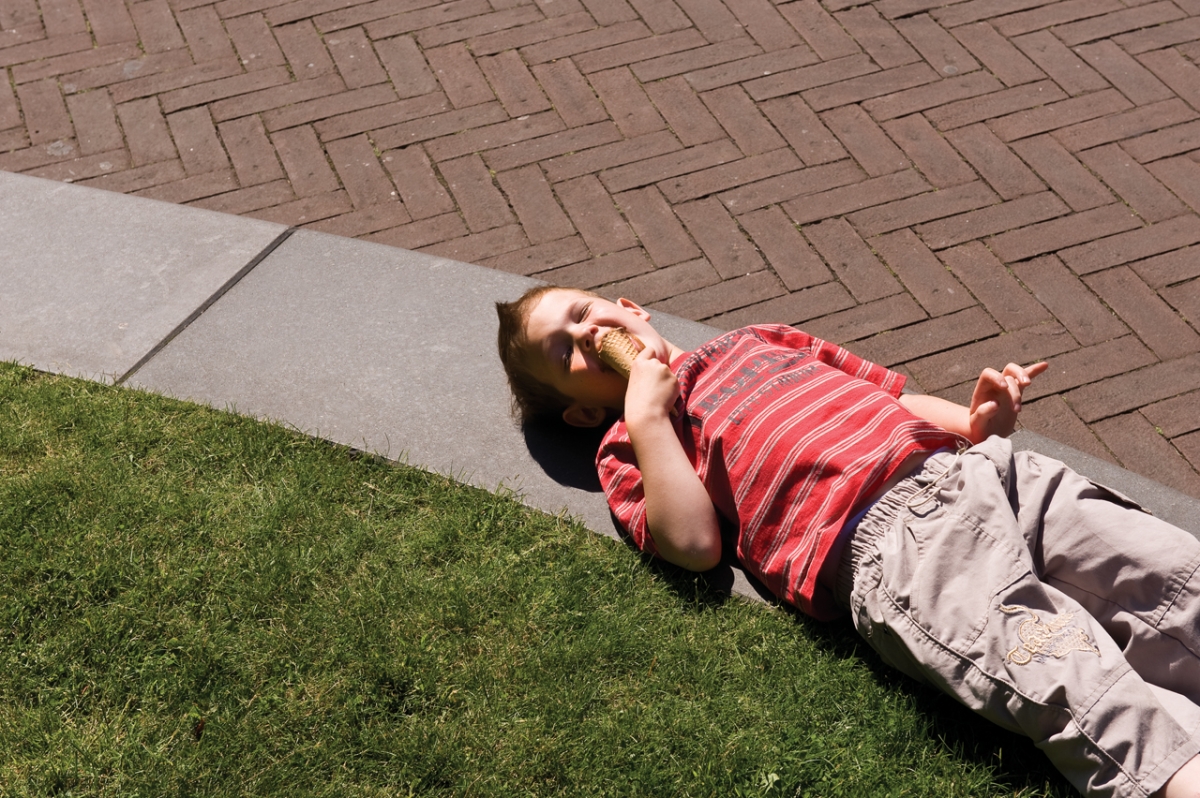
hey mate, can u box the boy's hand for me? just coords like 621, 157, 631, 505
969, 362, 1049, 442
623, 345, 680, 428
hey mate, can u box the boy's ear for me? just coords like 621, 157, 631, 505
562, 403, 606, 428
616, 297, 650, 321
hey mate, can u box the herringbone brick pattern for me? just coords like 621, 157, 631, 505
4, 0, 1200, 496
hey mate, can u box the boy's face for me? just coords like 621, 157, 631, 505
524, 289, 670, 427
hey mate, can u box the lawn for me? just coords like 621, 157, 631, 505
0, 362, 1071, 797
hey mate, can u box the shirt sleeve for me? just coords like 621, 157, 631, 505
756, 324, 906, 398
595, 420, 660, 558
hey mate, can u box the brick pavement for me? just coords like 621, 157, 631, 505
3, 0, 1200, 497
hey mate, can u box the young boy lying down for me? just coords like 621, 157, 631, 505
496, 285, 1200, 798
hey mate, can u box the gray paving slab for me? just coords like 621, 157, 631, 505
0, 172, 286, 383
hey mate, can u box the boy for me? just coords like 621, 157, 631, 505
496, 285, 1200, 798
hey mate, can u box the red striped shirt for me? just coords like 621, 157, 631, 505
596, 325, 960, 619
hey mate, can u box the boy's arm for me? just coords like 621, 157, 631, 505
899, 362, 1049, 443
623, 349, 722, 572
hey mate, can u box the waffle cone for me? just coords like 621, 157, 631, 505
598, 328, 641, 379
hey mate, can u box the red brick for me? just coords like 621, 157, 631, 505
307, 0, 442, 32
949, 21, 1044, 87
417, 4, 542, 49
534, 246, 654, 289
1121, 120, 1200, 163
254, 82, 391, 131
1010, 254, 1129, 345
894, 13, 979, 78
1078, 143, 1187, 223
630, 39, 765, 83
129, 0, 186, 53
0, 33, 91, 70
720, 159, 865, 213
306, 201, 412, 237
1009, 29, 1107, 97
379, 145, 454, 219
803, 61, 938, 112
676, 197, 767, 278
422, 223, 529, 263
438, 152, 514, 231
481, 119, 622, 171
736, 205, 830, 290
834, 5, 919, 69
815, 107, 907, 178
363, 211, 466, 250
1019, 395, 1117, 463
224, 13, 287, 71
1094, 412, 1200, 497
0, 128, 29, 151
16, 79, 71, 145
1074, 40, 1174, 106
724, 0, 802, 52
988, 88, 1134, 142
1146, 156, 1200, 215
1010, 134, 1113, 211
13, 42, 140, 84
81, 0, 138, 45
94, 54, 233, 104
373, 35, 438, 99
531, 59, 608, 128
1053, 1, 1185, 47
313, 93, 451, 142
802, 217, 902, 302
496, 164, 575, 244
167, 106, 230, 174
937, 241, 1051, 330
683, 46, 820, 92
763, 96, 846, 165
614, 185, 700, 266
599, 138, 742, 193
626, 0, 691, 34
589, 68, 665, 138
373, 101, 508, 150
475, 50, 549, 117
651, 269, 784, 320
909, 321, 1077, 391
39, 0, 87, 36
467, 10, 594, 57
321, 134, 398, 208
535, 129, 675, 183
1052, 98, 1198, 153
365, 0, 496, 40
191, 180, 297, 214
881, 113, 975, 187
272, 124, 340, 197
1086, 266, 1200, 360
946, 123, 1043, 199
1138, 49, 1200, 116
1163, 278, 1200, 335
1016, 335, 1155, 402
426, 111, 564, 161
924, 80, 1064, 131
701, 84, 785, 155
804, 293, 926, 345
1116, 16, 1200, 55
1131, 246, 1200, 290
64, 90, 122, 155
780, 168, 929, 224
991, 0, 1123, 38
643, 76, 724, 146
658, 147, 796, 202
872, 229, 975, 316
599, 258, 721, 305
989, 203, 1141, 263
122, 97, 183, 166
852, 306, 1000, 367
481, 236, 590, 276
78, 160, 187, 193
134, 169, 239, 203
556, 173, 638, 254
158, 66, 293, 114
707, 281, 854, 330
425, 42, 494, 108
1176, 431, 1200, 483
578, 0, 640, 26
745, 53, 876, 102
1143, 389, 1200, 438
221, 0, 298, 19
220, 114, 285, 185
916, 191, 1069, 249
0, 141, 78, 173
1060, 215, 1200, 275
877, 0, 961, 18
323, 27, 387, 88
249, 190, 353, 226
779, 0, 858, 60
520, 20, 650, 67
175, 5, 236, 63
848, 180, 997, 237
672, 0, 748, 44
28, 150, 130, 183
860, 70, 1002, 122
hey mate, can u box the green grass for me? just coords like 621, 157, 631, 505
0, 362, 1072, 797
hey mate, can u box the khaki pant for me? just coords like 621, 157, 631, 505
837, 436, 1200, 798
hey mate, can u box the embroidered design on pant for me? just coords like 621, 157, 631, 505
999, 604, 1101, 665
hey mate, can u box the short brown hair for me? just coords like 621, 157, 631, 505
495, 285, 596, 425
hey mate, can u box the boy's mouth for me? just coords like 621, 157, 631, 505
597, 328, 641, 379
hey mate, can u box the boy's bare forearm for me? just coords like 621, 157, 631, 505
626, 411, 722, 572
898, 394, 973, 440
